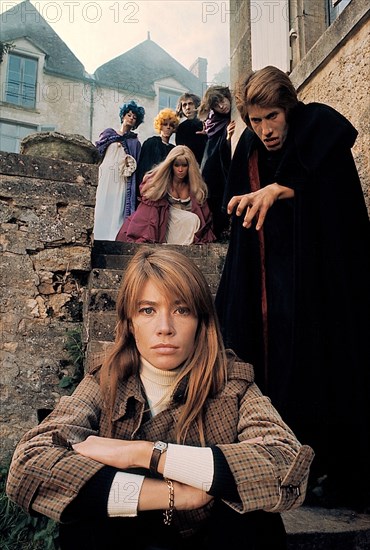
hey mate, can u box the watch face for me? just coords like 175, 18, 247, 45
154, 441, 167, 452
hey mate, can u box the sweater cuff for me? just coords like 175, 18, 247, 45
107, 472, 145, 517
163, 444, 213, 491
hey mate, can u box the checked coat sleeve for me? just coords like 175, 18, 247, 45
216, 361, 314, 513
6, 375, 107, 522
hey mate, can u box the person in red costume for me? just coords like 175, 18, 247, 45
116, 145, 216, 245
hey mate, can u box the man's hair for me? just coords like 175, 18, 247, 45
235, 66, 298, 128
198, 86, 232, 121
153, 108, 180, 133
119, 100, 145, 128
176, 93, 201, 117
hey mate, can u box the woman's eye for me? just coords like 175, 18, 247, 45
139, 307, 154, 315
176, 306, 190, 315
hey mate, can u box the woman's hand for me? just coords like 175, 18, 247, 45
173, 480, 214, 510
228, 183, 294, 230
138, 478, 214, 512
73, 436, 152, 470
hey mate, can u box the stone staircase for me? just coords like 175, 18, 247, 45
84, 240, 370, 549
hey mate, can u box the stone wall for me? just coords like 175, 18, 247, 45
0, 154, 229, 463
291, 1, 370, 209
0, 152, 97, 461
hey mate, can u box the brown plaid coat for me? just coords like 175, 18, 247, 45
6, 357, 314, 536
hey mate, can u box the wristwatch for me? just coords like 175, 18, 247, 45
150, 441, 168, 476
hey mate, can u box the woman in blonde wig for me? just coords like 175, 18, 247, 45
7, 247, 313, 550
116, 145, 216, 244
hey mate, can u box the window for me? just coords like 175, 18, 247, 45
158, 89, 182, 111
0, 121, 37, 153
328, 0, 352, 24
5, 54, 38, 108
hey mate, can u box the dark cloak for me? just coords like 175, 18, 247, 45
135, 136, 175, 198
175, 117, 207, 165
215, 102, 370, 507
201, 113, 232, 239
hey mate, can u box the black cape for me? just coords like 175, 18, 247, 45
135, 136, 174, 198
175, 117, 207, 165
201, 124, 231, 239
215, 102, 370, 507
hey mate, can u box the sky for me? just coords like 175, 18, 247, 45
1, 0, 231, 82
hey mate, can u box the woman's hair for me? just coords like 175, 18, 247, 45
235, 66, 299, 128
153, 108, 180, 133
176, 93, 201, 117
198, 85, 232, 121
144, 145, 208, 204
119, 100, 145, 128
100, 247, 228, 444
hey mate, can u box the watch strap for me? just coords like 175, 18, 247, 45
150, 442, 167, 476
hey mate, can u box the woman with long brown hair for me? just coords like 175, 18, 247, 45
7, 247, 313, 550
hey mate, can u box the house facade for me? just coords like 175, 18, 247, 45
0, 0, 206, 152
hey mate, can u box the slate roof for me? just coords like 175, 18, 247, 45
94, 39, 203, 97
1, 0, 87, 80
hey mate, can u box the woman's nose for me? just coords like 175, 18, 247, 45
156, 313, 175, 334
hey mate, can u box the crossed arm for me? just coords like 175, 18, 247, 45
73, 437, 213, 512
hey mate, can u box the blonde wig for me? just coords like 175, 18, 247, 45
153, 108, 180, 133
198, 85, 232, 121
235, 66, 298, 128
100, 247, 228, 444
144, 145, 208, 204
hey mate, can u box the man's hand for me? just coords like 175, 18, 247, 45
228, 183, 294, 230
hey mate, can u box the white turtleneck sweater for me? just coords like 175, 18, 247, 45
107, 357, 214, 517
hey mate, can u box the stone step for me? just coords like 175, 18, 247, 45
283, 506, 370, 549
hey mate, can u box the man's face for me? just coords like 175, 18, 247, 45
248, 106, 288, 151
213, 96, 231, 115
181, 99, 197, 119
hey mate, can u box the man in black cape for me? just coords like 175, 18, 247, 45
215, 66, 370, 509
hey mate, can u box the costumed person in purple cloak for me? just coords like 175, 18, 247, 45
93, 100, 145, 241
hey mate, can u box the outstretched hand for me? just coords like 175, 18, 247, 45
227, 183, 294, 230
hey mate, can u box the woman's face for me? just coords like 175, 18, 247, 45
122, 110, 137, 128
213, 96, 231, 115
172, 156, 189, 181
131, 280, 198, 371
160, 119, 176, 139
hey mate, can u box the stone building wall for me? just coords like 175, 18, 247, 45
0, 152, 97, 461
290, 2, 369, 209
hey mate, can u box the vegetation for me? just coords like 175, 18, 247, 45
0, 464, 59, 549
59, 326, 84, 392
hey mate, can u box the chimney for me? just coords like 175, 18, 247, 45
189, 57, 207, 86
